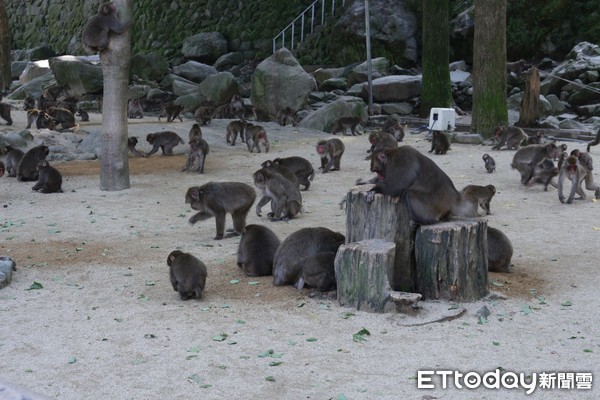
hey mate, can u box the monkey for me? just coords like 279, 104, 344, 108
236, 224, 281, 277
0, 161, 4, 177
31, 160, 63, 193
276, 107, 296, 126
188, 123, 203, 143
127, 98, 144, 119
194, 105, 213, 126
48, 107, 78, 130
429, 131, 451, 154
556, 144, 568, 157
316, 138, 345, 173
573, 151, 600, 199
145, 131, 184, 156
2, 146, 24, 177
294, 252, 337, 292
82, 2, 131, 53
270, 157, 315, 191
587, 128, 600, 153
167, 250, 207, 300
272, 227, 345, 286
558, 155, 587, 204
0, 102, 12, 125
16, 145, 49, 182
211, 103, 232, 119
245, 124, 270, 153
229, 94, 245, 120
185, 182, 256, 240
253, 168, 302, 221
158, 103, 184, 122
57, 100, 77, 114
366, 131, 397, 158
528, 158, 559, 191
366, 146, 475, 225
382, 117, 405, 142
23, 96, 36, 111
526, 131, 545, 145
331, 116, 362, 136
460, 184, 496, 216
487, 226, 513, 273
127, 136, 147, 157
25, 109, 56, 130
492, 125, 528, 150
252, 106, 270, 122
76, 108, 90, 122
226, 119, 248, 146
511, 143, 560, 184
181, 138, 210, 174
482, 153, 496, 173
259, 160, 299, 188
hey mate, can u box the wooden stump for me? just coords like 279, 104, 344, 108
345, 186, 415, 292
414, 220, 488, 301
335, 239, 421, 313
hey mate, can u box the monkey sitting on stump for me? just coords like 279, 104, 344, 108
316, 138, 345, 173
236, 224, 281, 277
32, 160, 63, 193
82, 2, 131, 53
167, 250, 207, 300
366, 131, 397, 159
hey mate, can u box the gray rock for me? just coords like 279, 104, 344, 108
1, 131, 30, 147
298, 97, 367, 133
559, 119, 585, 130
174, 92, 209, 112
449, 60, 469, 71
181, 32, 228, 64
380, 102, 413, 115
76, 130, 101, 157
347, 57, 390, 85
362, 75, 422, 103
12, 45, 57, 61
319, 78, 347, 92
539, 115, 560, 129
49, 56, 103, 98
506, 92, 522, 111
172, 78, 199, 97
127, 85, 151, 100
19, 60, 52, 83
11, 61, 28, 80
546, 94, 566, 114
567, 82, 600, 105
454, 133, 483, 144
312, 67, 344, 86
538, 95, 553, 117
172, 61, 217, 83
130, 52, 169, 82
450, 70, 471, 84
7, 73, 57, 100
198, 71, 239, 105
577, 104, 600, 117
213, 52, 244, 71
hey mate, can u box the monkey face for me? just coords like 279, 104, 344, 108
370, 152, 387, 180
146, 134, 156, 144
253, 172, 266, 189
316, 144, 327, 155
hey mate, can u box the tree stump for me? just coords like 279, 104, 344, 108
335, 239, 421, 313
516, 66, 540, 127
414, 220, 488, 301
345, 186, 415, 292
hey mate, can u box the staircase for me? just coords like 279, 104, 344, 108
272, 0, 347, 54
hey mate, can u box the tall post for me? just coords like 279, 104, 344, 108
364, 0, 373, 115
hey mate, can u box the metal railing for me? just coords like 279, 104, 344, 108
272, 0, 346, 53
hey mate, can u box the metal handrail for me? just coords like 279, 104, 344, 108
273, 0, 346, 53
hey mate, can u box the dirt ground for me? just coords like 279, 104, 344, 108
1, 108, 599, 399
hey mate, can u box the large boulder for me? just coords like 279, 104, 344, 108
7, 73, 57, 100
130, 52, 169, 82
199, 72, 239, 105
298, 97, 367, 132
362, 75, 422, 103
181, 32, 228, 64
214, 52, 245, 71
251, 48, 315, 117
172, 61, 217, 83
19, 60, 51, 83
49, 56, 103, 97
11, 61, 28, 80
541, 42, 600, 95
172, 77, 199, 97
347, 57, 390, 85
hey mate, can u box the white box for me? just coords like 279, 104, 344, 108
428, 108, 456, 131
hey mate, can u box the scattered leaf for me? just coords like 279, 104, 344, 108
236, 319, 246, 324
491, 280, 504, 287
265, 376, 276, 382
26, 281, 44, 290
297, 302, 305, 308
583, 349, 593, 353
521, 305, 532, 315
217, 364, 227, 370
340, 312, 355, 319
306, 337, 318, 342
137, 294, 150, 302
248, 281, 259, 285
492, 341, 500, 346
185, 355, 198, 360
188, 374, 202, 384
269, 361, 283, 366
212, 333, 228, 342
145, 280, 155, 286
561, 300, 572, 307
353, 328, 371, 343
229, 279, 240, 284
144, 333, 156, 339
68, 357, 77, 364
478, 315, 488, 324
227, 340, 237, 345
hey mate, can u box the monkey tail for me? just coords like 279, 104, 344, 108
309, 169, 315, 181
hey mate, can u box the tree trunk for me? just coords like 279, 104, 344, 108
414, 220, 489, 301
0, 0, 12, 92
516, 66, 540, 127
99, 0, 132, 191
419, 0, 453, 118
471, 0, 508, 139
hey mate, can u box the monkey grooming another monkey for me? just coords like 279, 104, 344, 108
253, 168, 302, 221
226, 120, 248, 145
272, 227, 345, 286
245, 124, 270, 153
492, 125, 528, 150
127, 99, 144, 119
159, 104, 184, 122
185, 182, 256, 240
511, 143, 560, 185
127, 137, 147, 157
0, 102, 13, 125
587, 128, 600, 153
236, 224, 281, 277
167, 250, 207, 300
32, 160, 63, 193
429, 131, 451, 154
3, 146, 25, 177
482, 153, 496, 173
270, 157, 315, 190
461, 184, 496, 216
17, 145, 49, 182
145, 131, 184, 156
331, 116, 361, 136
294, 252, 337, 292
487, 226, 513, 273
82, 2, 131, 53
316, 138, 345, 173
181, 138, 210, 174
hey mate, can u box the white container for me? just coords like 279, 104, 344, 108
428, 108, 456, 131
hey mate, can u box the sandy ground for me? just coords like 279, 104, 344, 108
1, 108, 599, 400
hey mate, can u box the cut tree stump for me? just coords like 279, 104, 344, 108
335, 239, 421, 313
345, 186, 415, 292
414, 220, 489, 301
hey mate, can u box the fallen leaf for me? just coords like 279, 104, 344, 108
26, 281, 44, 290
265, 376, 276, 382
212, 334, 228, 342
306, 337, 318, 342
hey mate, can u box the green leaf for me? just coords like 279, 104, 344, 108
236, 319, 246, 324
352, 328, 371, 343
145, 280, 155, 286
188, 374, 202, 384
265, 376, 276, 382
492, 341, 500, 346
144, 333, 156, 339
248, 281, 259, 285
229, 279, 240, 284
68, 357, 77, 364
583, 349, 593, 353
258, 350, 273, 358
340, 312, 355, 319
26, 281, 44, 290
212, 334, 228, 342
137, 294, 150, 302
561, 301, 573, 307
491, 280, 504, 287
269, 361, 283, 366
306, 337, 318, 342
187, 345, 201, 353
521, 305, 532, 315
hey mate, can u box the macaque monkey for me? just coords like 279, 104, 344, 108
181, 138, 210, 174
82, 2, 131, 53
587, 128, 600, 153
461, 184, 496, 216
526, 131, 545, 145
0, 161, 4, 177
492, 126, 528, 150
17, 145, 49, 181
511, 143, 560, 184
276, 107, 296, 126
26, 109, 56, 130
568, 150, 600, 199
145, 131, 184, 156
270, 157, 315, 191
487, 226, 513, 273
229, 94, 245, 120
226, 120, 248, 145
48, 107, 78, 130
253, 168, 302, 221
127, 98, 144, 119
331, 116, 362, 136
23, 96, 36, 111
236, 224, 281, 277
294, 252, 337, 292
159, 103, 184, 122
185, 182, 256, 240
482, 153, 496, 173
272, 227, 345, 286
2, 146, 24, 177
76, 108, 90, 121
429, 131, 451, 154
188, 123, 203, 142
246, 124, 270, 153
0, 102, 12, 125
167, 250, 207, 300
259, 160, 299, 188
558, 155, 587, 203
367, 131, 397, 157
528, 158, 558, 191
316, 138, 344, 173
211, 103, 231, 119
127, 136, 147, 157
382, 117, 405, 142
194, 105, 213, 125
32, 160, 63, 193
252, 106, 270, 122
